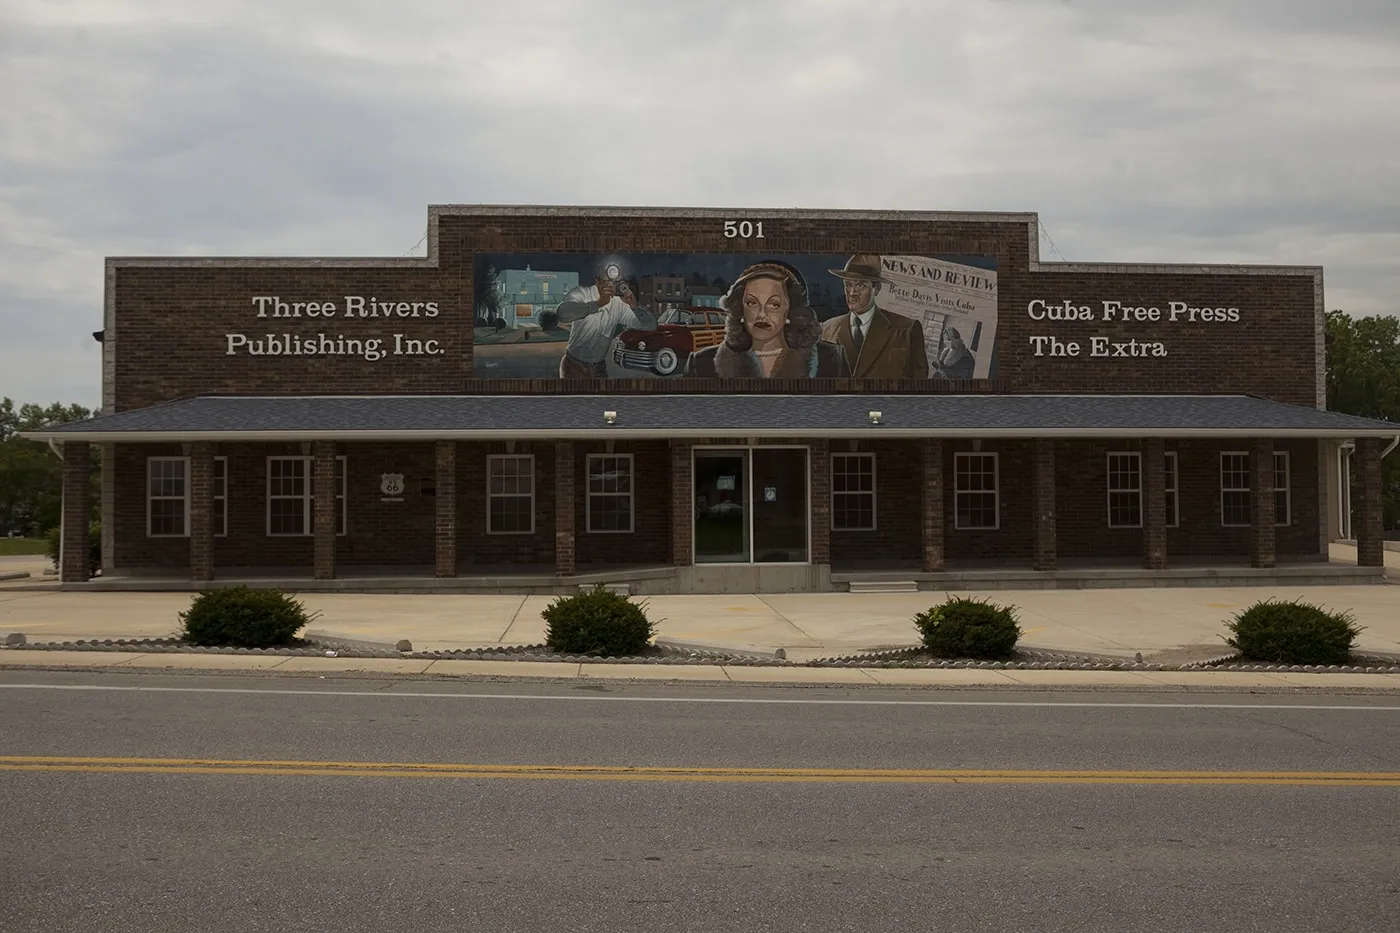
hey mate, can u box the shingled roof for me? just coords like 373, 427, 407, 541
21, 394, 1399, 442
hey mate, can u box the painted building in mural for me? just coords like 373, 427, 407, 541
26, 205, 1398, 594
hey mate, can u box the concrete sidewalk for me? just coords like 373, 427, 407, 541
3, 582, 1398, 661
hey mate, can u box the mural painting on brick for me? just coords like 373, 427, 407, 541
471, 252, 998, 381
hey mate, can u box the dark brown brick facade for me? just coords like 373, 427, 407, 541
108, 210, 1318, 411
92, 206, 1358, 582
102, 437, 1330, 575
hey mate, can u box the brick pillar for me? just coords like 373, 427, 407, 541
59, 442, 91, 583
921, 439, 945, 572
1355, 437, 1384, 567
190, 443, 215, 582
1250, 438, 1276, 569
435, 441, 457, 578
554, 440, 575, 576
810, 440, 830, 566
1032, 439, 1057, 572
313, 441, 337, 580
671, 441, 693, 566
1143, 438, 1167, 570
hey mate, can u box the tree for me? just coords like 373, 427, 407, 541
0, 399, 98, 535
477, 264, 503, 324
1325, 310, 1400, 529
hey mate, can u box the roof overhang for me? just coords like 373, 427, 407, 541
21, 427, 1400, 443
19, 393, 1400, 446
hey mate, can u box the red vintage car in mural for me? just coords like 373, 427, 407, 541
611, 307, 728, 376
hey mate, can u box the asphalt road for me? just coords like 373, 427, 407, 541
2, 671, 1399, 933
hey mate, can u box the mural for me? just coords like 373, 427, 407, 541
472, 252, 997, 380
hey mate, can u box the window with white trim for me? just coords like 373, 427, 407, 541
831, 452, 876, 531
147, 457, 189, 537
1106, 452, 1142, 528
953, 452, 999, 530
266, 456, 346, 536
488, 455, 534, 534
1164, 451, 1180, 528
1220, 452, 1251, 527
213, 456, 228, 537
1273, 451, 1291, 526
586, 454, 634, 533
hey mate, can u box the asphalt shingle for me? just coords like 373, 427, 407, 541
24, 394, 1399, 439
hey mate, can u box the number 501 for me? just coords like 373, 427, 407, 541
723, 220, 765, 239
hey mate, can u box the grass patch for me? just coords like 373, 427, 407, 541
0, 537, 49, 556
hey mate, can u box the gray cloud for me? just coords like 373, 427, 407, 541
1, 0, 1396, 406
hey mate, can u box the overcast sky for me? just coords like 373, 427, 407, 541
3, 0, 1397, 408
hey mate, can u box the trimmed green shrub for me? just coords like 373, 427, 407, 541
914, 596, 1022, 660
179, 587, 316, 648
46, 522, 102, 577
543, 585, 658, 656
1225, 598, 1363, 665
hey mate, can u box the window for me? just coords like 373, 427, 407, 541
1220, 452, 1251, 527
1220, 451, 1291, 527
213, 456, 228, 537
586, 454, 633, 533
1106, 452, 1142, 528
488, 455, 534, 534
1274, 451, 1291, 526
266, 456, 346, 536
147, 457, 189, 537
954, 452, 999, 530
831, 452, 876, 531
1164, 452, 1180, 528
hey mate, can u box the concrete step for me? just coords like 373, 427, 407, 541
847, 580, 919, 594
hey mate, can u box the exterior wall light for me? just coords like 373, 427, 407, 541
603, 411, 617, 425
868, 411, 883, 424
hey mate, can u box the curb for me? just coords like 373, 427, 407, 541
0, 571, 31, 582
1, 652, 1399, 691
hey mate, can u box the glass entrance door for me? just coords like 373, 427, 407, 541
694, 451, 749, 563
751, 447, 809, 563
693, 447, 810, 565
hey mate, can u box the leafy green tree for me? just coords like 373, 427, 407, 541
0, 399, 98, 535
1325, 311, 1400, 529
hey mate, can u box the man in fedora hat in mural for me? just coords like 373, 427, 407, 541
822, 254, 929, 379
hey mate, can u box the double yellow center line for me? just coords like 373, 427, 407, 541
2, 756, 1399, 786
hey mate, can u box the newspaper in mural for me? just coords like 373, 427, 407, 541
873, 254, 999, 380
472, 252, 997, 381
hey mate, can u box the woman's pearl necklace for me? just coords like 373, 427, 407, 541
753, 348, 782, 357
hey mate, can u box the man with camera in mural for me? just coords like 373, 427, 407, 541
554, 258, 656, 378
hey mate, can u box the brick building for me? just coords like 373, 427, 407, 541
25, 205, 1399, 592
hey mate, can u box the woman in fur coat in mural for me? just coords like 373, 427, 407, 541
685, 261, 851, 378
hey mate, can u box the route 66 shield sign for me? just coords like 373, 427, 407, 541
379, 473, 405, 496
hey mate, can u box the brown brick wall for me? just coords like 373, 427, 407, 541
60, 441, 92, 582
108, 210, 1319, 410
109, 435, 1324, 573
571, 440, 672, 568
830, 440, 922, 565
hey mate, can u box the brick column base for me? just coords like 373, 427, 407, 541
1355, 437, 1384, 567
670, 441, 693, 567
435, 441, 457, 577
1143, 438, 1167, 570
555, 440, 575, 576
1250, 438, 1276, 569
313, 442, 337, 580
1032, 439, 1057, 572
60, 442, 91, 583
190, 443, 215, 582
921, 439, 945, 572
810, 440, 830, 566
